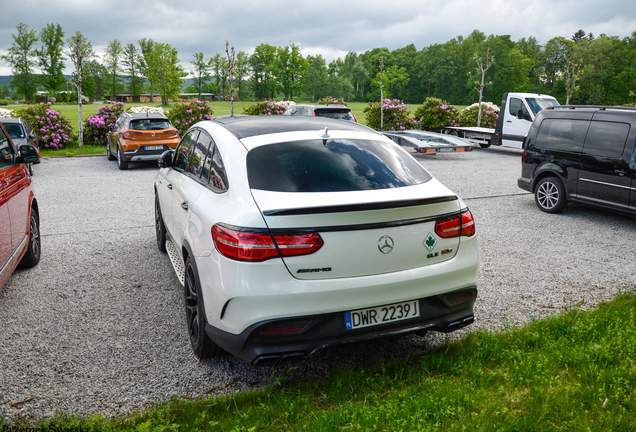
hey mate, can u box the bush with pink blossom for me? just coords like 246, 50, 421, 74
412, 98, 460, 130
13, 103, 73, 150
363, 99, 418, 131
83, 103, 126, 146
317, 96, 347, 106
458, 102, 500, 128
166, 100, 214, 136
242, 100, 293, 116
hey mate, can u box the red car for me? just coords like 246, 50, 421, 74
0, 122, 41, 290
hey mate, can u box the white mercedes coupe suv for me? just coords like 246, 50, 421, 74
154, 116, 479, 366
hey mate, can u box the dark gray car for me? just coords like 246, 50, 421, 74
0, 117, 38, 175
283, 104, 358, 123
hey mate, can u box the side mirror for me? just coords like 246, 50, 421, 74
19, 144, 40, 164
158, 150, 174, 168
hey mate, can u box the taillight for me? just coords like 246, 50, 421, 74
166, 128, 179, 138
435, 210, 475, 238
122, 131, 142, 139
212, 224, 323, 262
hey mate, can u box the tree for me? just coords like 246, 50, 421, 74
65, 31, 95, 148
304, 55, 328, 102
235, 51, 249, 99
138, 38, 156, 99
249, 44, 277, 99
226, 42, 236, 113
36, 23, 66, 96
144, 42, 185, 106
103, 39, 123, 99
1, 23, 38, 102
189, 52, 211, 99
122, 43, 143, 97
473, 47, 494, 126
82, 59, 106, 100
210, 53, 224, 99
274, 44, 307, 100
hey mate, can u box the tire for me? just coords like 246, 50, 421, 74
18, 209, 41, 268
479, 143, 491, 148
117, 145, 128, 170
106, 140, 115, 161
184, 255, 222, 359
155, 195, 167, 252
535, 177, 567, 213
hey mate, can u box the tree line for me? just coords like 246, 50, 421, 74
3, 23, 636, 107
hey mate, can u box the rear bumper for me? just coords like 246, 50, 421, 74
206, 286, 477, 366
123, 146, 170, 162
517, 176, 532, 192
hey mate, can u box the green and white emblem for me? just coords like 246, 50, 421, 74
424, 232, 437, 252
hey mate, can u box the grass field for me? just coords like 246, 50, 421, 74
8, 292, 635, 431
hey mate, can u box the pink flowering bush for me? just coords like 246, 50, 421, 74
363, 99, 418, 131
84, 103, 126, 146
242, 100, 292, 116
458, 102, 500, 128
412, 98, 460, 130
317, 96, 347, 106
167, 100, 214, 136
14, 103, 73, 149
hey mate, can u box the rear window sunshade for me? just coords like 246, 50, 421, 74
130, 119, 171, 130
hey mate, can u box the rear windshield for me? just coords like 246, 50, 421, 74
314, 109, 356, 122
130, 119, 171, 130
247, 139, 432, 192
3, 123, 25, 139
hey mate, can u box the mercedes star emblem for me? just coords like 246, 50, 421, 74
378, 235, 394, 254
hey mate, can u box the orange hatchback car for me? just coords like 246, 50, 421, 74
0, 122, 41, 290
107, 112, 180, 170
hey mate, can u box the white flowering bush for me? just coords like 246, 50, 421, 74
0, 108, 15, 118
459, 102, 500, 128
128, 106, 165, 114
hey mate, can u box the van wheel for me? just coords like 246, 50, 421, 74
184, 255, 222, 359
19, 209, 41, 268
535, 177, 567, 213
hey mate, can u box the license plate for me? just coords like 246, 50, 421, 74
145, 145, 164, 150
345, 300, 419, 330
437, 147, 455, 152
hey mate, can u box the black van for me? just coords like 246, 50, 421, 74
518, 105, 636, 216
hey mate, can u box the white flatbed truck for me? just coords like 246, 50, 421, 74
428, 93, 559, 149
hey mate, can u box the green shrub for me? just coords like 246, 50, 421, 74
412, 97, 460, 129
14, 103, 73, 149
317, 96, 347, 106
242, 100, 293, 116
458, 102, 500, 128
83, 103, 126, 146
363, 99, 418, 131
166, 100, 214, 136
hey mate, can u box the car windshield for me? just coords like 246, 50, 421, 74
313, 109, 356, 122
526, 97, 560, 116
2, 123, 25, 139
130, 119, 171, 130
247, 138, 432, 192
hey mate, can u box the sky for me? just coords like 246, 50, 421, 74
1, 0, 635, 76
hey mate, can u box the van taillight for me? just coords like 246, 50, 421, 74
212, 224, 323, 262
435, 210, 476, 238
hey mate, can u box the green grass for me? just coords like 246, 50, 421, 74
8, 292, 635, 431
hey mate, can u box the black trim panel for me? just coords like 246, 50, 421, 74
262, 196, 458, 216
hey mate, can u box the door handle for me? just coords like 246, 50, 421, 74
167, 184, 173, 189
181, 202, 188, 210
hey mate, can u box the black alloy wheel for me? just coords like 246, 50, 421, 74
184, 256, 220, 359
535, 177, 567, 213
155, 196, 167, 252
117, 145, 128, 170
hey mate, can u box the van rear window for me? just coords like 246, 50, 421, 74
247, 139, 432, 192
536, 119, 589, 152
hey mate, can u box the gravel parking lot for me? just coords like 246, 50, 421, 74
2, 147, 635, 423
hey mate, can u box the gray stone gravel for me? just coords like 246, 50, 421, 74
1, 148, 635, 424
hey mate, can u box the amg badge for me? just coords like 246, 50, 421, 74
297, 267, 332, 273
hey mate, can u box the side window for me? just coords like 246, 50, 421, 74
174, 129, 199, 172
188, 132, 212, 178
509, 98, 528, 118
0, 127, 14, 170
535, 119, 589, 153
582, 121, 630, 158
206, 145, 229, 192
